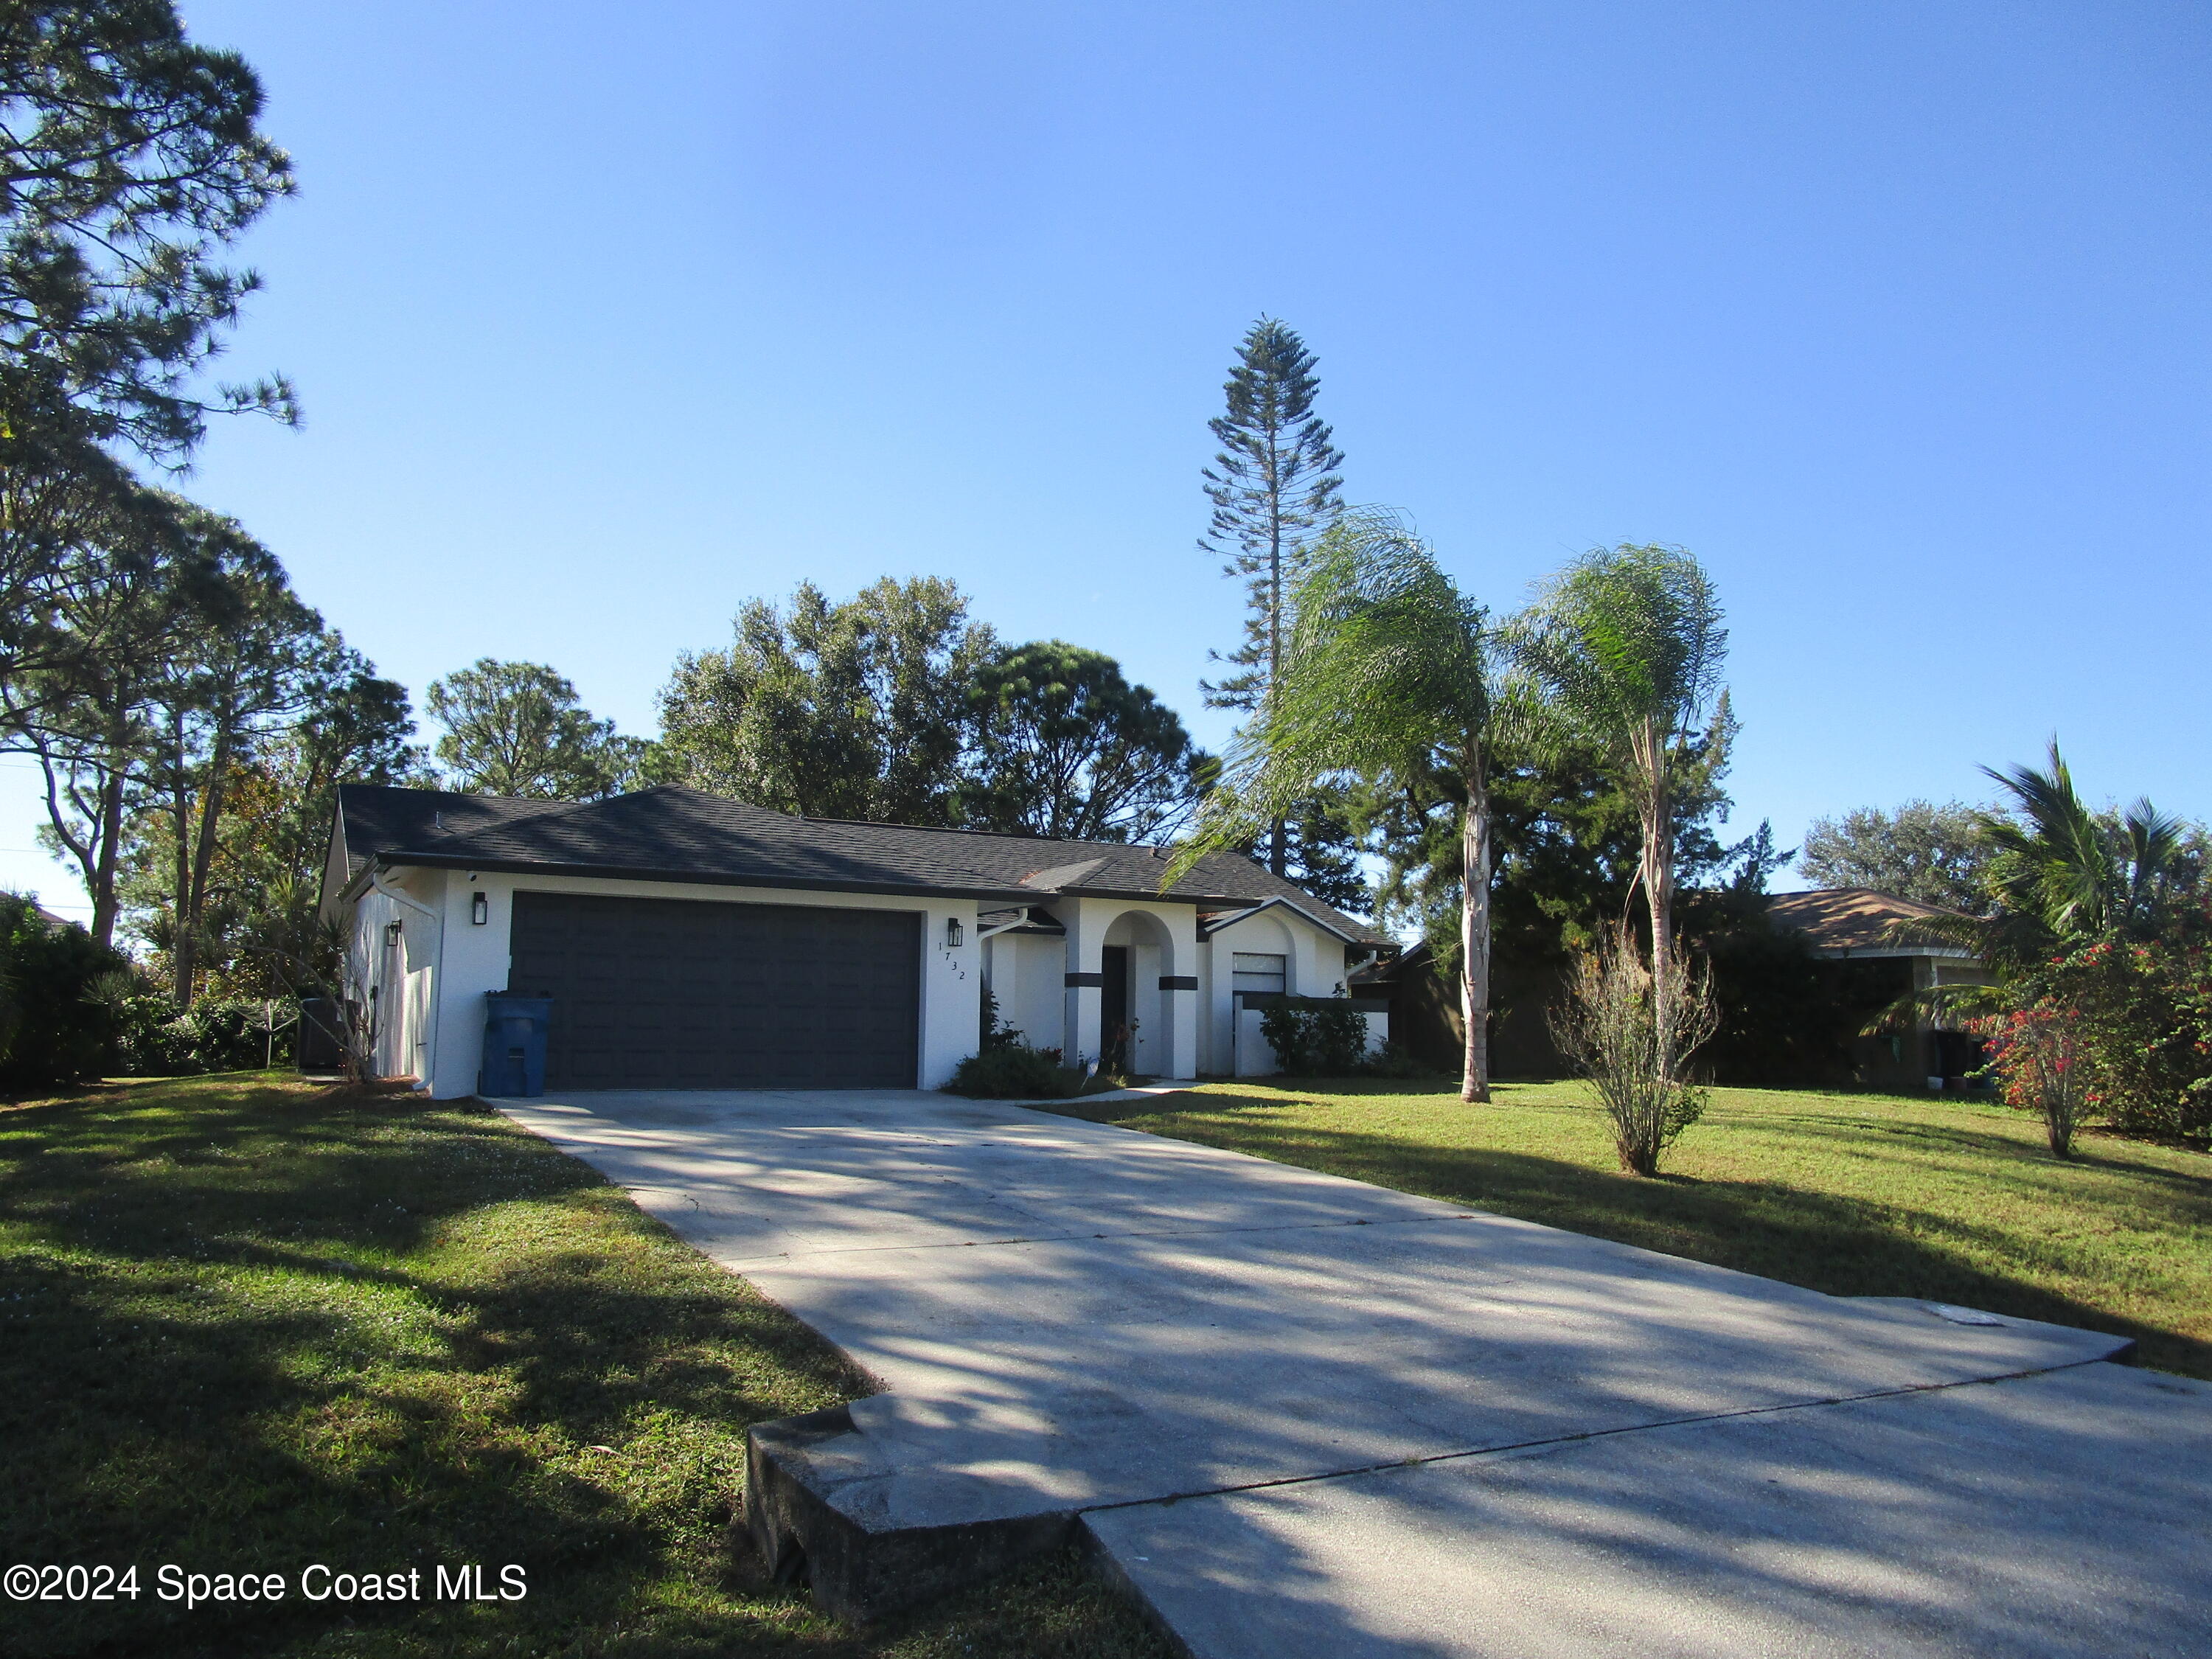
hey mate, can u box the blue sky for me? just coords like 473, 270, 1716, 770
8, 0, 2210, 919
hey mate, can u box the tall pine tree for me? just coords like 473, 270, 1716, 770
1200, 317, 1349, 882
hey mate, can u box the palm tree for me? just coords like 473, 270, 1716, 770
1171, 510, 1498, 1100
1513, 544, 1726, 1060
1977, 740, 2184, 948
1860, 742, 2185, 1021
1885, 742, 2194, 1155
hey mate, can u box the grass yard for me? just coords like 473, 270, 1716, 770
1051, 1077, 2212, 1379
0, 1074, 1167, 1659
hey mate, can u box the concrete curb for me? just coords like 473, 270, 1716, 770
745, 1406, 1077, 1622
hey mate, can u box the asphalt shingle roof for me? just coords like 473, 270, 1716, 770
332, 787, 573, 885
332, 784, 1390, 945
1764, 887, 1970, 955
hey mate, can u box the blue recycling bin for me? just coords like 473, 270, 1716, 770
480, 994, 552, 1097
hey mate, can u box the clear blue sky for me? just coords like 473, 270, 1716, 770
8, 0, 2210, 918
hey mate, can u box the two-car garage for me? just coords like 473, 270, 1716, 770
504, 891, 922, 1091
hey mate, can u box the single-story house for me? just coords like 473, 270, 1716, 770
1762, 887, 1996, 1089
321, 784, 1393, 1096
1354, 886, 1997, 1090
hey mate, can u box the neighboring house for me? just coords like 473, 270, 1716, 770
321, 784, 1392, 1096
1348, 942, 1467, 1074
1349, 940, 1573, 1079
1763, 887, 1996, 1090
4, 900, 79, 932
1358, 887, 1997, 1091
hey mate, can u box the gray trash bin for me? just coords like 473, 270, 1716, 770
479, 995, 552, 1097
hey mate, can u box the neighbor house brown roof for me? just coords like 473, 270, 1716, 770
1764, 888, 1974, 957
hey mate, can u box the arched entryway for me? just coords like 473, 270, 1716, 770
1099, 908, 1182, 1079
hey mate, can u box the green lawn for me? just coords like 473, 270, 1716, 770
1051, 1077, 2212, 1379
0, 1074, 1167, 1659
13, 1074, 2202, 1656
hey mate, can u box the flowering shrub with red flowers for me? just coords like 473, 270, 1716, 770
1975, 1002, 2091, 1155
1977, 912, 2212, 1141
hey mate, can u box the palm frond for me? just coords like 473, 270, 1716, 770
2124, 796, 2184, 917
1978, 740, 2117, 936
1515, 543, 1726, 751
1170, 509, 1486, 883
1861, 974, 2008, 1037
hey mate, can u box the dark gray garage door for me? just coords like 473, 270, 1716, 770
507, 891, 921, 1090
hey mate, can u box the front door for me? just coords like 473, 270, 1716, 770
1099, 945, 1130, 1074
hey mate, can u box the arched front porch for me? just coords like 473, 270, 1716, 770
1058, 897, 1199, 1079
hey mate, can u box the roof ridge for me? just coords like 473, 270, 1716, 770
796, 812, 1190, 855
340, 781, 577, 808
349, 784, 1223, 861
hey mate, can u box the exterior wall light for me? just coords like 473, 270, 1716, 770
471, 891, 489, 925
384, 920, 403, 947
945, 917, 964, 947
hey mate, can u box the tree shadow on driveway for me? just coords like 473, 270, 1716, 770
1039, 1086, 2212, 1378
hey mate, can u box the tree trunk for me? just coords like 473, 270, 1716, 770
89, 768, 125, 950
1635, 716, 1675, 1079
169, 709, 198, 1006
179, 732, 232, 1007
32, 735, 127, 950
1265, 453, 1287, 878
1459, 737, 1492, 1103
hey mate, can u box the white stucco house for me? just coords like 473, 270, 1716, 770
321, 784, 1393, 1096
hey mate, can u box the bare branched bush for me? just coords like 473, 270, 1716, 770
337, 953, 381, 1084
1551, 928, 1719, 1176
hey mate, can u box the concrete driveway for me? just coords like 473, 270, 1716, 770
495, 1088, 2212, 1656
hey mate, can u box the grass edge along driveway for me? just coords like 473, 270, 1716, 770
1045, 1077, 2212, 1380
0, 1074, 1170, 1659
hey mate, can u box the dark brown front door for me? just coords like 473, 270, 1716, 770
506, 891, 920, 1090
1100, 945, 1130, 1071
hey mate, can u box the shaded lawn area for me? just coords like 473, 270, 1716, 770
0, 1074, 1167, 1659
1051, 1077, 2212, 1380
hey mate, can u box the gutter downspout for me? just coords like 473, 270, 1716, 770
369, 866, 445, 1093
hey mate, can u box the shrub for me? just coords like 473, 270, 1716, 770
1360, 1041, 1434, 1079
98, 980, 185, 1075
943, 1042, 1068, 1099
0, 897, 128, 1088
169, 995, 296, 1073
2056, 935, 2211, 1138
97, 981, 300, 1077
1549, 928, 1718, 1176
1978, 924, 2212, 1141
978, 987, 1020, 1051
1684, 894, 1900, 1088
1260, 996, 1371, 1075
1978, 1004, 2092, 1157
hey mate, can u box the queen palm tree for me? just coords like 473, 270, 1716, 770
1513, 544, 1727, 1062
1171, 510, 1500, 1099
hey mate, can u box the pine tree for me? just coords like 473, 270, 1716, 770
1200, 317, 1345, 876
